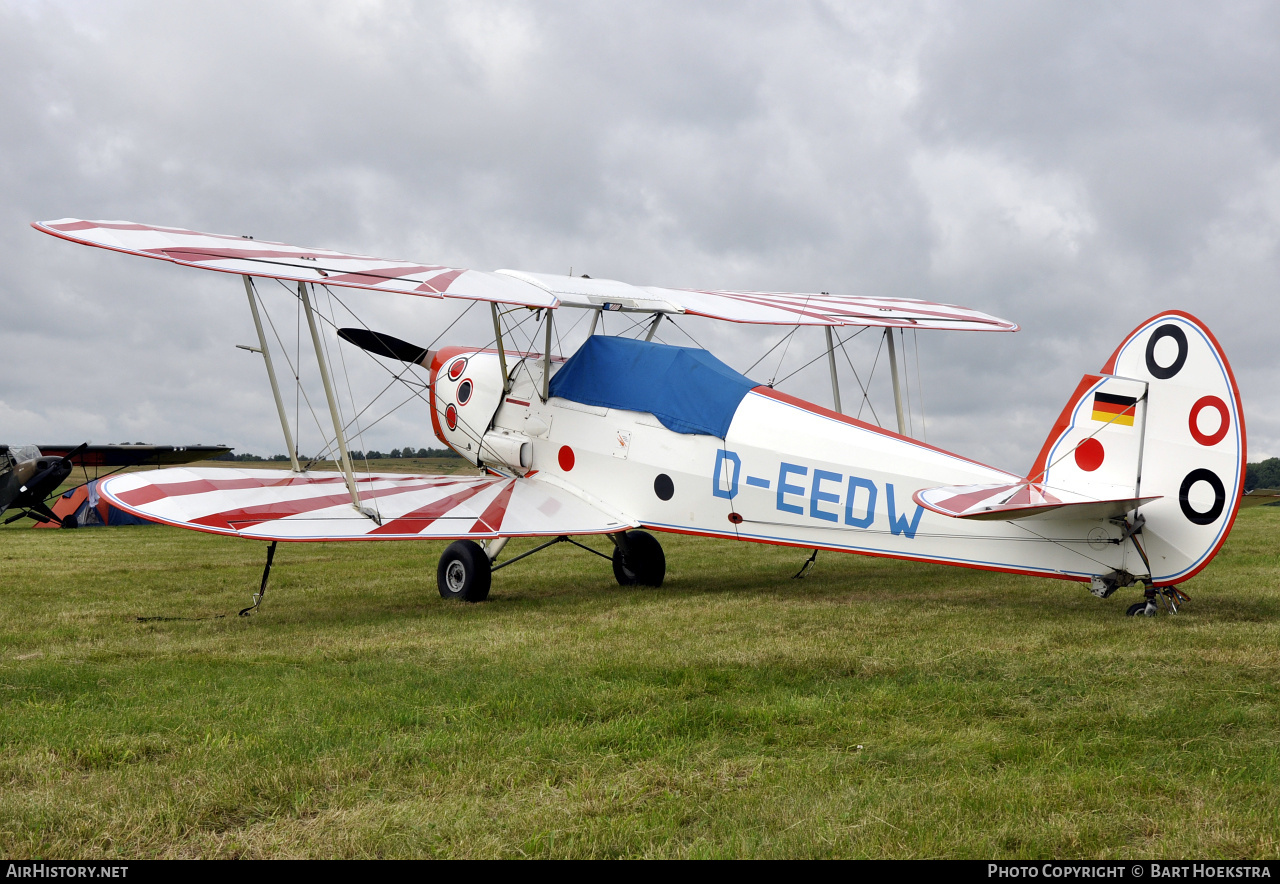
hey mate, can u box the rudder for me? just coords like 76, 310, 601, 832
1030, 311, 1244, 586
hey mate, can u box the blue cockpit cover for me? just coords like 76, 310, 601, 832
548, 336, 759, 437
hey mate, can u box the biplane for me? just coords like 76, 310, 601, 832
33, 219, 1244, 616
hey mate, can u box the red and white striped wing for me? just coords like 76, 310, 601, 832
493, 271, 1016, 330
914, 481, 1158, 521
99, 468, 632, 541
32, 219, 557, 309
665, 288, 1018, 330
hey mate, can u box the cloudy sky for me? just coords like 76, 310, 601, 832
2, 0, 1278, 473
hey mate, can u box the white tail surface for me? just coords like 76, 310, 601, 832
1029, 312, 1244, 585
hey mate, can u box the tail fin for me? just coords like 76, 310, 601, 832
1028, 311, 1245, 585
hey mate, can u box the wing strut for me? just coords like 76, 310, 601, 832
299, 281, 361, 509
490, 302, 510, 393
884, 328, 907, 436
242, 276, 300, 472
541, 311, 553, 402
824, 326, 843, 414
644, 313, 663, 342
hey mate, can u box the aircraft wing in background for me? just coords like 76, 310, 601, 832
37, 444, 232, 468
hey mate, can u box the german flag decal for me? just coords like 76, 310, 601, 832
1092, 391, 1138, 426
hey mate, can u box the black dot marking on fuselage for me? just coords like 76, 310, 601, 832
1146, 323, 1188, 380
654, 474, 674, 501
1179, 468, 1226, 526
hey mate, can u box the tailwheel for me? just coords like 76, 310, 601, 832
437, 539, 492, 602
1126, 585, 1189, 616
611, 530, 666, 587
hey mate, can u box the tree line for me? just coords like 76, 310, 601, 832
1246, 458, 1280, 492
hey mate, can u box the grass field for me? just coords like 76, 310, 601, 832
1, 497, 1278, 858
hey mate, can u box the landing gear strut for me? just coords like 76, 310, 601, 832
433, 531, 666, 600
1126, 584, 1189, 616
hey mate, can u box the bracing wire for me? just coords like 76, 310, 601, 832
746, 328, 796, 377
257, 279, 343, 463
664, 316, 709, 351
856, 331, 887, 424
321, 285, 375, 508
832, 327, 881, 427
424, 300, 476, 351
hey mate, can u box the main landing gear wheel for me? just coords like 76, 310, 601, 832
612, 530, 666, 587
437, 540, 492, 602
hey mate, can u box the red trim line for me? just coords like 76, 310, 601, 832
640, 523, 1091, 585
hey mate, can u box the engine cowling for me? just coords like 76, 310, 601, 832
429, 348, 508, 468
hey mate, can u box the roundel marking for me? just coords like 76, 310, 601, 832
558, 445, 575, 471
1188, 395, 1229, 447
457, 379, 473, 405
654, 473, 674, 501
1179, 468, 1226, 526
1074, 437, 1105, 472
444, 403, 458, 430
1145, 324, 1188, 380
728, 512, 744, 524
447, 358, 467, 381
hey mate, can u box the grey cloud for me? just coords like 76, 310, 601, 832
1, 0, 1276, 472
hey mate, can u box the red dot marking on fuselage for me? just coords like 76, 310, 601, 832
1188, 395, 1230, 447
558, 445, 575, 471
445, 403, 458, 430
1075, 437, 1104, 472
448, 358, 467, 381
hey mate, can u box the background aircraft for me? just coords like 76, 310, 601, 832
33, 220, 1243, 616
1, 443, 231, 527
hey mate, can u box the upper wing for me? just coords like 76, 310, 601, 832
99, 467, 634, 541
914, 481, 1159, 521
497, 270, 1018, 330
35, 219, 1015, 330
32, 219, 557, 309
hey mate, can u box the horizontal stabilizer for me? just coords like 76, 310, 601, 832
99, 468, 634, 541
914, 482, 1160, 521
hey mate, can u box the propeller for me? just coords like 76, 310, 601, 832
337, 328, 433, 367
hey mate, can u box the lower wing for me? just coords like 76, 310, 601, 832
100, 468, 633, 541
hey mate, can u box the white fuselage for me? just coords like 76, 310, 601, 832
431, 348, 1133, 583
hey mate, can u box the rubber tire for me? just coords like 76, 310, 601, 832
1126, 601, 1153, 617
60, 515, 78, 529
437, 540, 492, 602
612, 530, 666, 587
